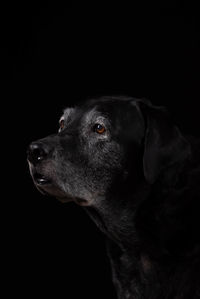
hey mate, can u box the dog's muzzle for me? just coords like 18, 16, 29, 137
27, 142, 51, 185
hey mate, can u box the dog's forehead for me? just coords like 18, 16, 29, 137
60, 98, 144, 126
62, 107, 75, 119
61, 105, 108, 122
83, 106, 106, 122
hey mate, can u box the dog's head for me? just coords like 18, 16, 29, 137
27, 96, 190, 206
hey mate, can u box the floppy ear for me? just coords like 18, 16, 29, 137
139, 102, 191, 184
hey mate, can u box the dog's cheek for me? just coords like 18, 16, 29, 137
53, 141, 123, 200
90, 141, 123, 170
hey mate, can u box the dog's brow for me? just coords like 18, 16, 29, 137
59, 108, 75, 123
84, 108, 106, 123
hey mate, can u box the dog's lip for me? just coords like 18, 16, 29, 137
33, 173, 51, 185
74, 197, 91, 206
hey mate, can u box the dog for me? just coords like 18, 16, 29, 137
27, 96, 200, 299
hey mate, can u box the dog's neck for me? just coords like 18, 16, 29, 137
85, 201, 137, 250
83, 150, 200, 298
84, 186, 161, 299
84, 164, 199, 258
84, 180, 150, 251
84, 174, 200, 299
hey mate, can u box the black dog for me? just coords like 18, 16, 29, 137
27, 96, 200, 299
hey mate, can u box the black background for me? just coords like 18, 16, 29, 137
1, 2, 199, 298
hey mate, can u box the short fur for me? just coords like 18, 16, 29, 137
27, 96, 200, 299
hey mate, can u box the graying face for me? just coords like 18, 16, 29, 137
27, 98, 145, 206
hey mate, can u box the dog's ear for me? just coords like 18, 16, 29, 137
137, 101, 191, 184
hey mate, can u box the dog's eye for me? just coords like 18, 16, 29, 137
59, 119, 65, 130
93, 124, 106, 134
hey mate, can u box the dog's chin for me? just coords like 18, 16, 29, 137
31, 171, 94, 206
32, 176, 72, 203
33, 178, 92, 205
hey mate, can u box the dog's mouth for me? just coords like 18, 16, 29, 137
31, 171, 73, 202
29, 167, 93, 205
33, 172, 52, 186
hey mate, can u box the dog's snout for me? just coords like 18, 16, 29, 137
27, 142, 48, 165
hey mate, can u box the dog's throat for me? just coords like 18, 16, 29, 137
84, 206, 108, 233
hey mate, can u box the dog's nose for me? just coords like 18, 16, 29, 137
27, 142, 48, 165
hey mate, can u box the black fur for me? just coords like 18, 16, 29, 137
27, 96, 200, 299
